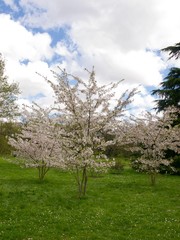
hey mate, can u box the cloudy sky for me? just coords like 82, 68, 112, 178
0, 0, 180, 114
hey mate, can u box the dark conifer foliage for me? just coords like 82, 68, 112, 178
152, 42, 180, 174
162, 42, 180, 60
152, 68, 180, 112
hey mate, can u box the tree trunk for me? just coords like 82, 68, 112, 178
150, 173, 156, 186
76, 166, 88, 198
38, 165, 49, 181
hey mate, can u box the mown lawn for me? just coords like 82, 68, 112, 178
0, 157, 179, 240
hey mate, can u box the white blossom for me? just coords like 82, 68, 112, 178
9, 103, 65, 180
123, 107, 180, 185
47, 67, 137, 197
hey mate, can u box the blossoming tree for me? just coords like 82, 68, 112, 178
46, 67, 137, 197
125, 108, 180, 185
9, 104, 64, 180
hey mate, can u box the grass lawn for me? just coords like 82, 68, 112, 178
0, 157, 179, 240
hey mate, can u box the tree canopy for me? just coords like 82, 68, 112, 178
9, 104, 64, 180
10, 67, 137, 196
124, 108, 180, 185
152, 67, 180, 112
152, 42, 180, 114
152, 42, 180, 172
0, 54, 19, 119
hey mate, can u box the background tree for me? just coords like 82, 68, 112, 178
9, 104, 64, 180
0, 54, 20, 155
152, 67, 180, 113
46, 68, 137, 197
0, 121, 21, 155
152, 41, 180, 113
125, 108, 180, 185
152, 42, 180, 173
0, 54, 19, 119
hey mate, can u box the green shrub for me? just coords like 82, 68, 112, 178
171, 155, 180, 175
0, 136, 12, 155
110, 158, 124, 174
0, 121, 21, 155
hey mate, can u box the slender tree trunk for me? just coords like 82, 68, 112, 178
83, 167, 88, 195
38, 165, 49, 181
75, 167, 82, 197
75, 166, 88, 198
150, 173, 156, 186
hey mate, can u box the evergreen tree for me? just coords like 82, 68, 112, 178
152, 42, 180, 174
152, 67, 180, 112
152, 41, 180, 116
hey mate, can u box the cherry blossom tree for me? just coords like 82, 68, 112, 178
125, 108, 180, 185
9, 104, 64, 180
46, 67, 137, 197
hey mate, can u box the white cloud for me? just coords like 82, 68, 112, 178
17, 0, 179, 87
19, 0, 98, 28
18, 0, 180, 50
77, 49, 165, 87
0, 13, 56, 108
0, 14, 53, 61
132, 93, 155, 110
2, 0, 18, 11
5, 58, 54, 97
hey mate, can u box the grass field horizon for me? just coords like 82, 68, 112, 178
0, 156, 179, 240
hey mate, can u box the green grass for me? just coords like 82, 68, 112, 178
0, 157, 180, 240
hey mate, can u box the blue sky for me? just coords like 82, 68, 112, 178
0, 0, 180, 114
